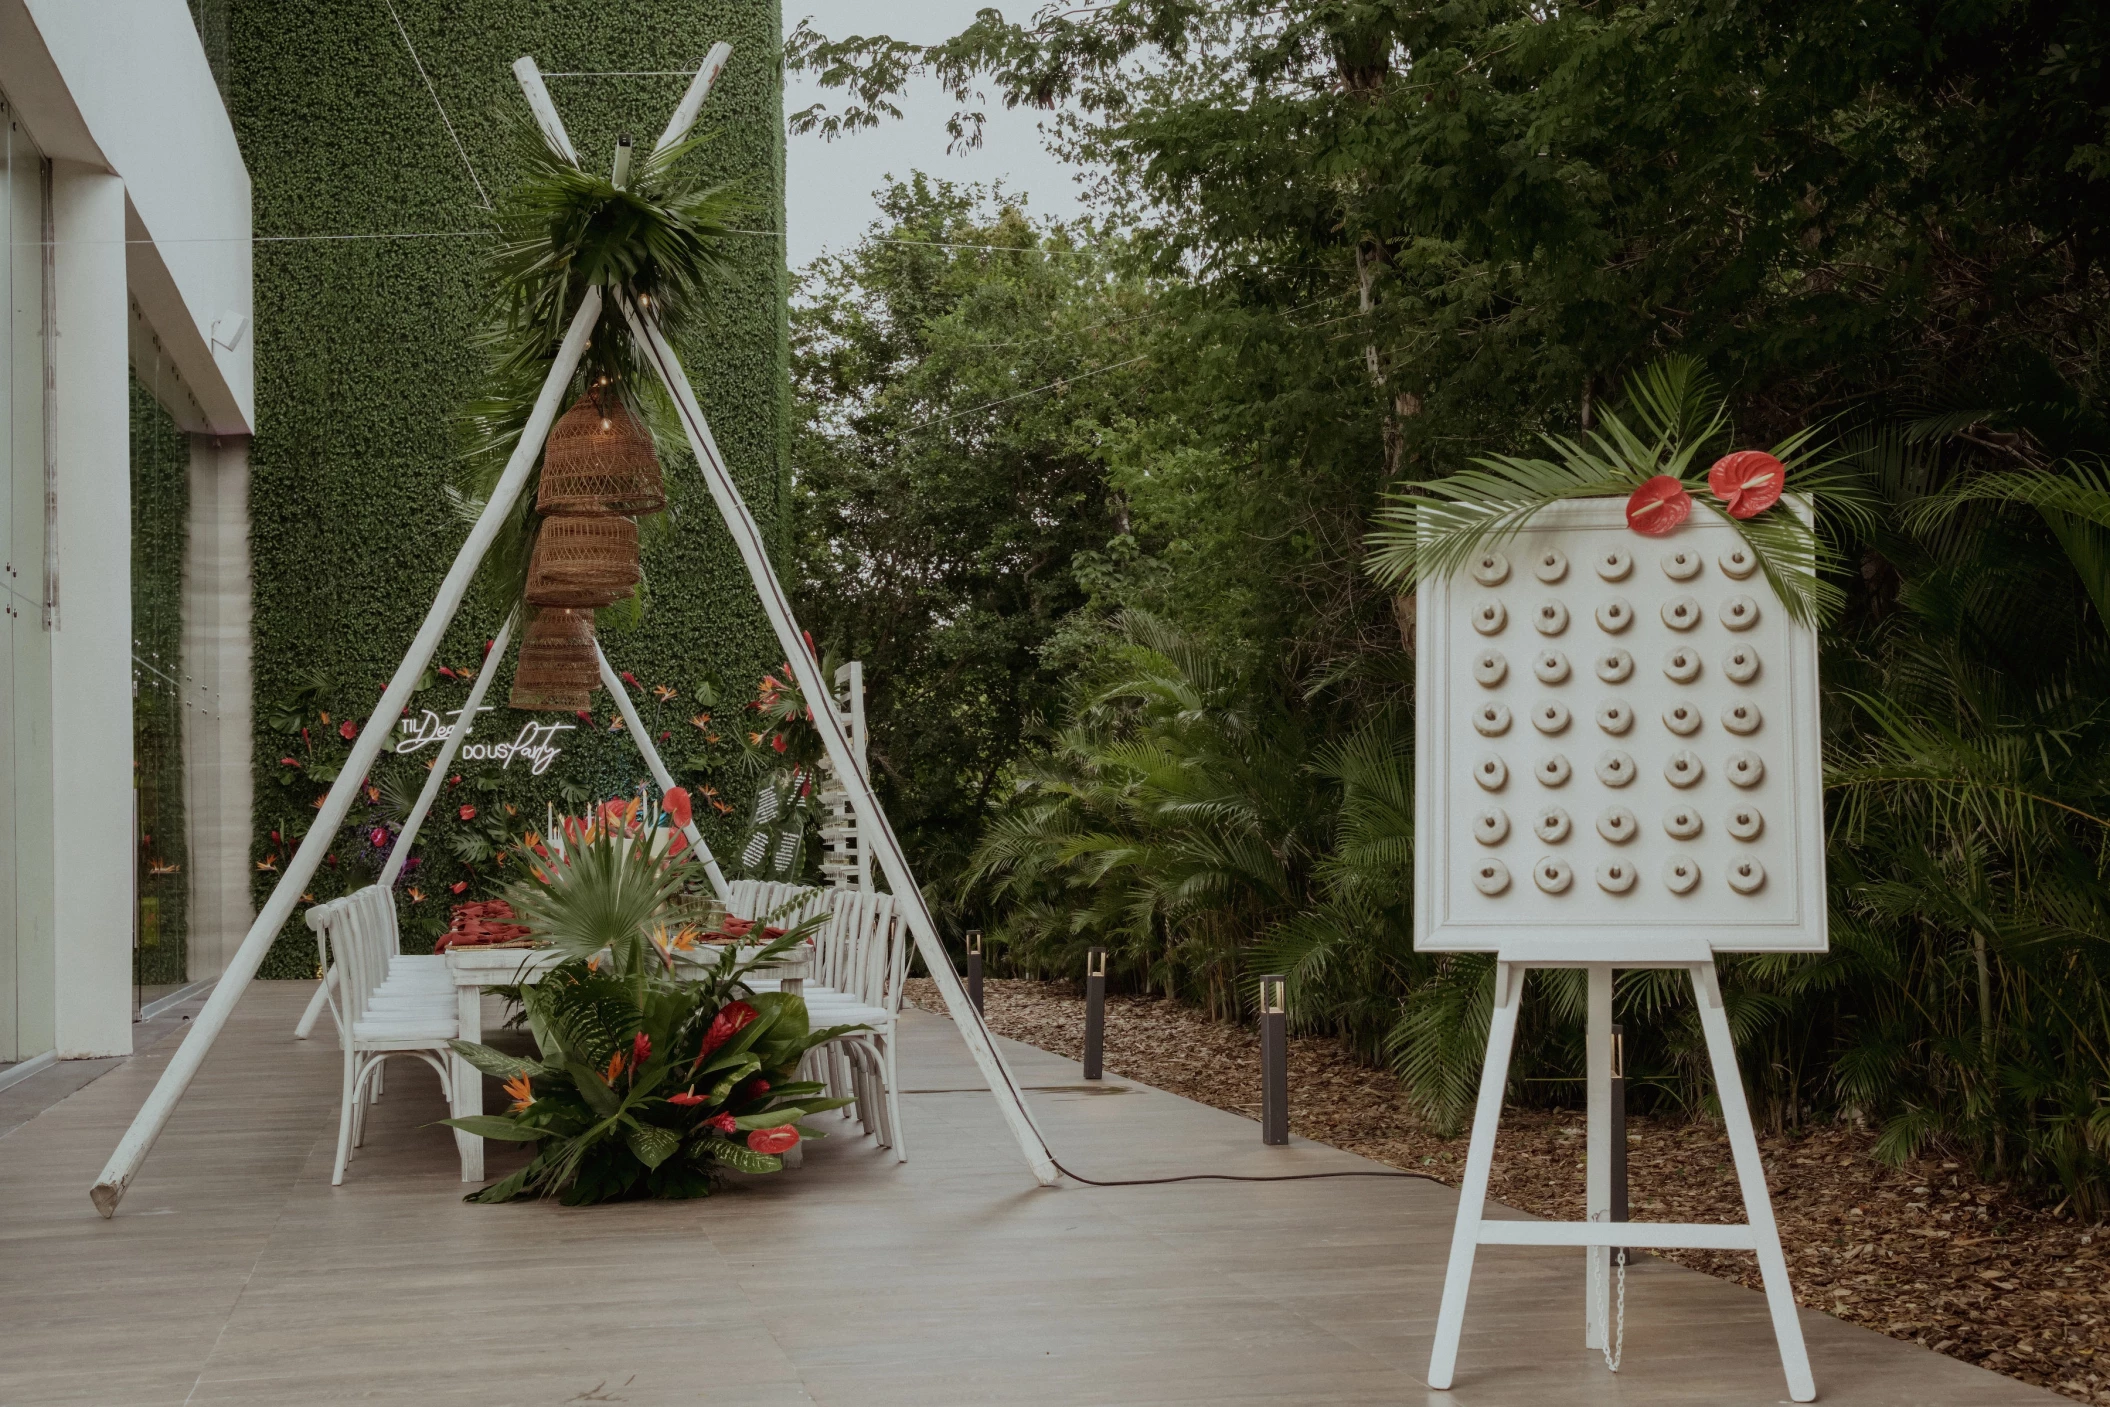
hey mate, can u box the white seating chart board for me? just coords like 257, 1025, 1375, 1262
1414, 497, 1826, 962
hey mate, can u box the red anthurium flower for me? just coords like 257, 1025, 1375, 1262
698, 1000, 760, 1060
1707, 450, 1785, 519
338, 719, 357, 741
747, 1125, 799, 1155
458, 804, 477, 821
703, 1112, 736, 1135
450, 880, 468, 895
771, 734, 788, 754
482, 638, 495, 657
663, 787, 693, 829
632, 1032, 652, 1067
1625, 475, 1693, 536
448, 775, 462, 786
668, 1090, 707, 1107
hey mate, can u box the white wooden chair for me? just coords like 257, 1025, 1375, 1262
732, 885, 908, 1159
305, 886, 464, 1185
799, 891, 909, 1160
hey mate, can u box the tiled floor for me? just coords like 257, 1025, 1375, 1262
0, 982, 2061, 1405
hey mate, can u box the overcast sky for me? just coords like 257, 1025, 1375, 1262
782, 2, 1087, 273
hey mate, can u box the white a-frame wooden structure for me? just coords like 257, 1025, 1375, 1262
91, 49, 1058, 1216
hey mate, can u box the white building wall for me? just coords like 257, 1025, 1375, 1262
0, 0, 251, 1058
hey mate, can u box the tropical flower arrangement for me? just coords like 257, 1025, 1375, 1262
442, 790, 861, 1204
1368, 358, 1875, 626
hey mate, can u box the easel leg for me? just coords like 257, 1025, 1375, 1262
1691, 963, 1816, 1402
1584, 963, 1613, 1349
1429, 962, 1524, 1391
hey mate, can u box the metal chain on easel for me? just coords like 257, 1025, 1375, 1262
1591, 1213, 1627, 1373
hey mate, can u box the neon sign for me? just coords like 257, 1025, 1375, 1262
395, 706, 574, 776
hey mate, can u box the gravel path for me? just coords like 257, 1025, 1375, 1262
909, 976, 2109, 1405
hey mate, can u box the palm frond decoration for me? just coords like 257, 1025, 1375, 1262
1905, 458, 2110, 631
450, 108, 751, 614
1366, 356, 1878, 628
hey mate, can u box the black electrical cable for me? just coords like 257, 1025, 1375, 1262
1050, 1159, 1449, 1188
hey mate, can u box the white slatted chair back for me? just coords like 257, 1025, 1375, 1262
724, 878, 762, 919
306, 885, 399, 1031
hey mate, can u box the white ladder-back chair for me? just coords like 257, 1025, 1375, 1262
734, 885, 909, 1160
803, 890, 908, 1160
305, 886, 464, 1185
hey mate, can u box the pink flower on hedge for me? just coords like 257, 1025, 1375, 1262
663, 787, 693, 829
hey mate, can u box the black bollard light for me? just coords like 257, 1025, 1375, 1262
1082, 947, 1107, 1080
965, 929, 984, 1015
1260, 973, 1288, 1145
1610, 1022, 1628, 1257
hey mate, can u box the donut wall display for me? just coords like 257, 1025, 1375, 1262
1414, 497, 1827, 959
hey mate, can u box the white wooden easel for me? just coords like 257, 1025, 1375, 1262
1426, 959, 1815, 1401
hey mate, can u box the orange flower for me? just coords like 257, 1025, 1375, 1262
604, 1049, 626, 1082
407, 887, 426, 903
689, 713, 713, 731
502, 1074, 535, 1112
654, 684, 677, 702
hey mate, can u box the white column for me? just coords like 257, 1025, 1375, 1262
48, 165, 133, 1059
182, 433, 253, 978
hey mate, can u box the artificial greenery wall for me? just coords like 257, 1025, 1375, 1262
130, 376, 190, 987
225, 1, 790, 975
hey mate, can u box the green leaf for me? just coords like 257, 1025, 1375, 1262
440, 1115, 545, 1142
690, 1134, 782, 1174
448, 1041, 545, 1081
626, 1124, 680, 1170
566, 1060, 623, 1117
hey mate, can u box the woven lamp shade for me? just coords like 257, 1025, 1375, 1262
526, 515, 640, 608
536, 393, 666, 517
508, 607, 602, 712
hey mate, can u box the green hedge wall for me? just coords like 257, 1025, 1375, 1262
131, 376, 189, 987
226, 1, 789, 976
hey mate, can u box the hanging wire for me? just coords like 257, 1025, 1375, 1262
379, 0, 493, 210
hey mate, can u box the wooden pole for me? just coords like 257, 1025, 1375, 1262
293, 608, 518, 1041
619, 294, 1058, 1185
89, 291, 605, 1217
381, 608, 518, 889
653, 41, 732, 154
593, 642, 732, 902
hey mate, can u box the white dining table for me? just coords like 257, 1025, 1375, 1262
443, 942, 812, 1181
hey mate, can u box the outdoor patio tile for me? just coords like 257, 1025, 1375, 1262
0, 985, 2068, 1407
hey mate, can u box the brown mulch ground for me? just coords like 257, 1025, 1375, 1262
908, 976, 2110, 1405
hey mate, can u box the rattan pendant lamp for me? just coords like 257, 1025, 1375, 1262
508, 385, 666, 710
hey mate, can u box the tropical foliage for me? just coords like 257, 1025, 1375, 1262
445, 799, 857, 1203
787, 1, 2110, 1212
